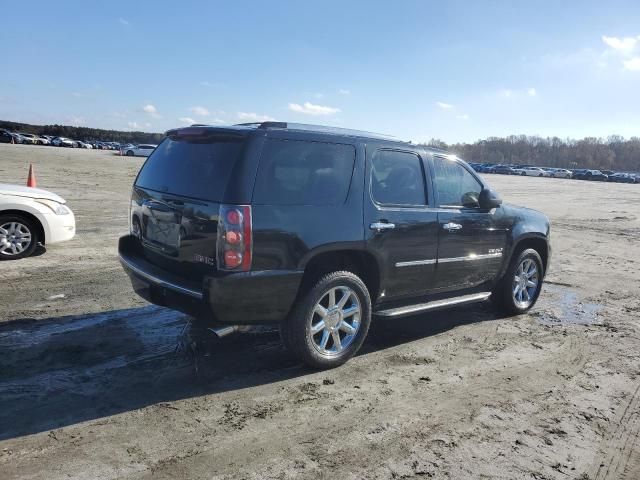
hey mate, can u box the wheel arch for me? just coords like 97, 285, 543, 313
0, 209, 46, 244
298, 248, 382, 303
509, 234, 549, 275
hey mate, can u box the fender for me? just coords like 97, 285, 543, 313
1, 199, 58, 244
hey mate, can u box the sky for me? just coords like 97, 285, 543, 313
1, 0, 640, 143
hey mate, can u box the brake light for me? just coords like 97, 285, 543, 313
217, 205, 252, 271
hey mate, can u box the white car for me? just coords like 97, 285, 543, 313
123, 144, 157, 157
514, 167, 552, 177
51, 137, 75, 147
551, 168, 572, 178
0, 183, 76, 260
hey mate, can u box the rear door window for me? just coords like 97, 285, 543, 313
253, 139, 356, 205
135, 135, 245, 202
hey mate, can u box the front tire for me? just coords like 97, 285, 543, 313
283, 271, 371, 369
0, 214, 39, 260
491, 248, 544, 315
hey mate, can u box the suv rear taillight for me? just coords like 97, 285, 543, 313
217, 205, 252, 271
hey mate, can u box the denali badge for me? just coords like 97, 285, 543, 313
193, 254, 216, 266
488, 248, 503, 254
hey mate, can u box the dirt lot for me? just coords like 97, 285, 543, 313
1, 143, 639, 479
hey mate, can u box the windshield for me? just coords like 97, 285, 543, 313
135, 135, 245, 202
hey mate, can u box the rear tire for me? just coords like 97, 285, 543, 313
283, 271, 371, 369
126, 150, 134, 156
0, 214, 39, 260
491, 248, 544, 315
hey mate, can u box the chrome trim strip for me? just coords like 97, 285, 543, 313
396, 252, 502, 268
375, 292, 492, 318
395, 259, 437, 267
438, 252, 502, 263
119, 256, 203, 300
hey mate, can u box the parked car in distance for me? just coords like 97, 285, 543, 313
119, 121, 551, 369
17, 133, 37, 145
0, 183, 76, 260
513, 166, 552, 177
478, 163, 497, 174
124, 144, 157, 157
551, 168, 572, 178
572, 169, 608, 181
0, 129, 15, 143
609, 172, 636, 183
494, 165, 516, 175
10, 133, 24, 144
35, 136, 50, 145
51, 137, 75, 147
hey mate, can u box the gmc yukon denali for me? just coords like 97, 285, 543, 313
119, 122, 551, 369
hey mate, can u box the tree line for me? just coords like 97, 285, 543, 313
0, 120, 164, 144
2, 119, 639, 172
422, 135, 640, 172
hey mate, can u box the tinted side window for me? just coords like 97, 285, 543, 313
253, 139, 355, 206
433, 156, 482, 208
371, 150, 426, 206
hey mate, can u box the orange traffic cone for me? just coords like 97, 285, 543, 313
27, 164, 37, 188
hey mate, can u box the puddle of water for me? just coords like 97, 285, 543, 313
534, 285, 602, 326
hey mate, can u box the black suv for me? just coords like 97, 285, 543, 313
119, 122, 551, 369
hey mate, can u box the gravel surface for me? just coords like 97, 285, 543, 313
1, 143, 639, 479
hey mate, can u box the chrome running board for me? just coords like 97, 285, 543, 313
374, 292, 492, 318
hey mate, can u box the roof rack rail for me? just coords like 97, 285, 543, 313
233, 121, 398, 141
236, 121, 287, 129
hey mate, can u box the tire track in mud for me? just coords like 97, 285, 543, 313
589, 382, 640, 479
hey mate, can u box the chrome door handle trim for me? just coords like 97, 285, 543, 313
443, 222, 462, 231
370, 222, 395, 231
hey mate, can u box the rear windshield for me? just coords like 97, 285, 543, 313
135, 135, 244, 202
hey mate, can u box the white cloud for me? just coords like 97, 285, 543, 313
189, 106, 210, 117
500, 89, 514, 98
623, 57, 640, 71
72, 92, 83, 98
436, 101, 454, 110
456, 114, 470, 120
128, 121, 140, 129
237, 112, 276, 122
288, 102, 340, 116
178, 117, 196, 124
527, 87, 537, 97
338, 89, 351, 95
118, 18, 130, 26
211, 118, 226, 124
142, 104, 161, 118
602, 35, 638, 54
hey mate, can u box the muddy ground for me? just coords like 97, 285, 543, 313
1, 144, 639, 479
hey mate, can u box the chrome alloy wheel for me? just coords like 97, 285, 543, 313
0, 221, 32, 257
512, 258, 539, 308
309, 286, 361, 357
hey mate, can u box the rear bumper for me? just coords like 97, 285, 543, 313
118, 235, 303, 325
